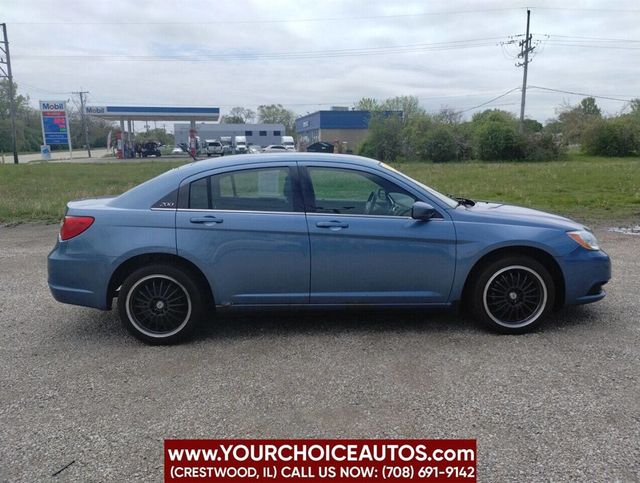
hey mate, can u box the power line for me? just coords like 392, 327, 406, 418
539, 33, 640, 43
528, 86, 634, 103
540, 42, 640, 50
458, 88, 521, 113
8, 5, 640, 26
530, 6, 640, 13
14, 37, 504, 62
8, 7, 524, 25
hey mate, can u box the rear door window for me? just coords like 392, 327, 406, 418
189, 167, 300, 212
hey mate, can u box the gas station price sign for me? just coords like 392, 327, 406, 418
40, 101, 70, 145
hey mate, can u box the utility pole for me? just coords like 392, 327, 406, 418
0, 23, 18, 164
73, 90, 91, 157
517, 9, 534, 130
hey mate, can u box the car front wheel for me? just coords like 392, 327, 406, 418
470, 256, 555, 334
117, 264, 204, 344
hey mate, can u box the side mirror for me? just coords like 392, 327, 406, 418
411, 201, 437, 221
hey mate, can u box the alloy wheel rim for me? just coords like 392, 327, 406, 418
483, 265, 547, 328
125, 274, 192, 338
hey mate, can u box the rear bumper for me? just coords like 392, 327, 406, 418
47, 243, 113, 310
560, 248, 611, 306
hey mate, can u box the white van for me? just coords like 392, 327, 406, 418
234, 135, 248, 154
281, 135, 295, 151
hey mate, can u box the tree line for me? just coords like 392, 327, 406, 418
2, 80, 638, 159
0, 78, 298, 154
0, 80, 115, 153
357, 95, 640, 162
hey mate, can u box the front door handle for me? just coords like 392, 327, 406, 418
316, 220, 349, 229
190, 215, 223, 224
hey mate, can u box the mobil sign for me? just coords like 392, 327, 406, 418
40, 100, 70, 145
40, 101, 66, 111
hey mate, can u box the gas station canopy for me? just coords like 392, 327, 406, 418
84, 105, 220, 122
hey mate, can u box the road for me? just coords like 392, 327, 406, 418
0, 225, 638, 481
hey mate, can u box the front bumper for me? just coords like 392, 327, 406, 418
560, 248, 611, 306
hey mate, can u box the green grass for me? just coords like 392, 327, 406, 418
0, 160, 187, 223
394, 154, 640, 223
0, 154, 638, 224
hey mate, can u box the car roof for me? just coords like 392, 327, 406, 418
182, 152, 379, 174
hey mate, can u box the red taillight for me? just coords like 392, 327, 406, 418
60, 216, 94, 241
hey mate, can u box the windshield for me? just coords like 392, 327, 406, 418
379, 162, 458, 208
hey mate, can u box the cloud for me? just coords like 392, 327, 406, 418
5, 0, 639, 123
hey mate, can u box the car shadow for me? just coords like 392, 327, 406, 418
196, 308, 474, 341
63, 303, 606, 345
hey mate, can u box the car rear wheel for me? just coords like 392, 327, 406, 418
470, 256, 555, 334
117, 264, 204, 344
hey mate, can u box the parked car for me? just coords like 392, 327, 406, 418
248, 145, 261, 154
48, 153, 610, 344
171, 145, 184, 155
307, 141, 334, 153
220, 136, 233, 155
140, 141, 161, 157
205, 140, 224, 157
262, 145, 288, 152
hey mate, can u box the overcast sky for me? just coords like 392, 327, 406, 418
4, 0, 639, 125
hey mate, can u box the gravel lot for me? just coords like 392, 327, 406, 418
0, 224, 638, 482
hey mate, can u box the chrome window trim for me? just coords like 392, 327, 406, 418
168, 208, 443, 221
309, 212, 443, 221
176, 208, 304, 216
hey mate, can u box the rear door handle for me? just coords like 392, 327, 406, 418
316, 220, 349, 229
190, 215, 223, 224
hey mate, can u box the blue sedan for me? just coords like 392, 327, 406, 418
48, 153, 611, 344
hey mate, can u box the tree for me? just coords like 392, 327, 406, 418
554, 98, 602, 144
135, 128, 174, 146
433, 107, 462, 126
423, 126, 456, 163
580, 97, 602, 117
522, 119, 543, 133
353, 97, 381, 111
0, 80, 43, 153
221, 106, 255, 124
472, 109, 518, 126
380, 95, 424, 122
583, 118, 638, 156
476, 122, 524, 161
359, 113, 403, 162
257, 104, 296, 135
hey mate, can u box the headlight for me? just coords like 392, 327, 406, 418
567, 230, 600, 251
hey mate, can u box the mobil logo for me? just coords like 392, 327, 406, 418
40, 101, 66, 111
86, 106, 106, 114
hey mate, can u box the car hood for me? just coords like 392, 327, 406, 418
457, 201, 585, 230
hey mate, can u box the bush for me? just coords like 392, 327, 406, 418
582, 118, 639, 156
358, 114, 403, 162
475, 122, 524, 161
523, 132, 565, 161
423, 126, 456, 162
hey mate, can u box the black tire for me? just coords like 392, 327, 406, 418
117, 264, 205, 344
469, 256, 555, 334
